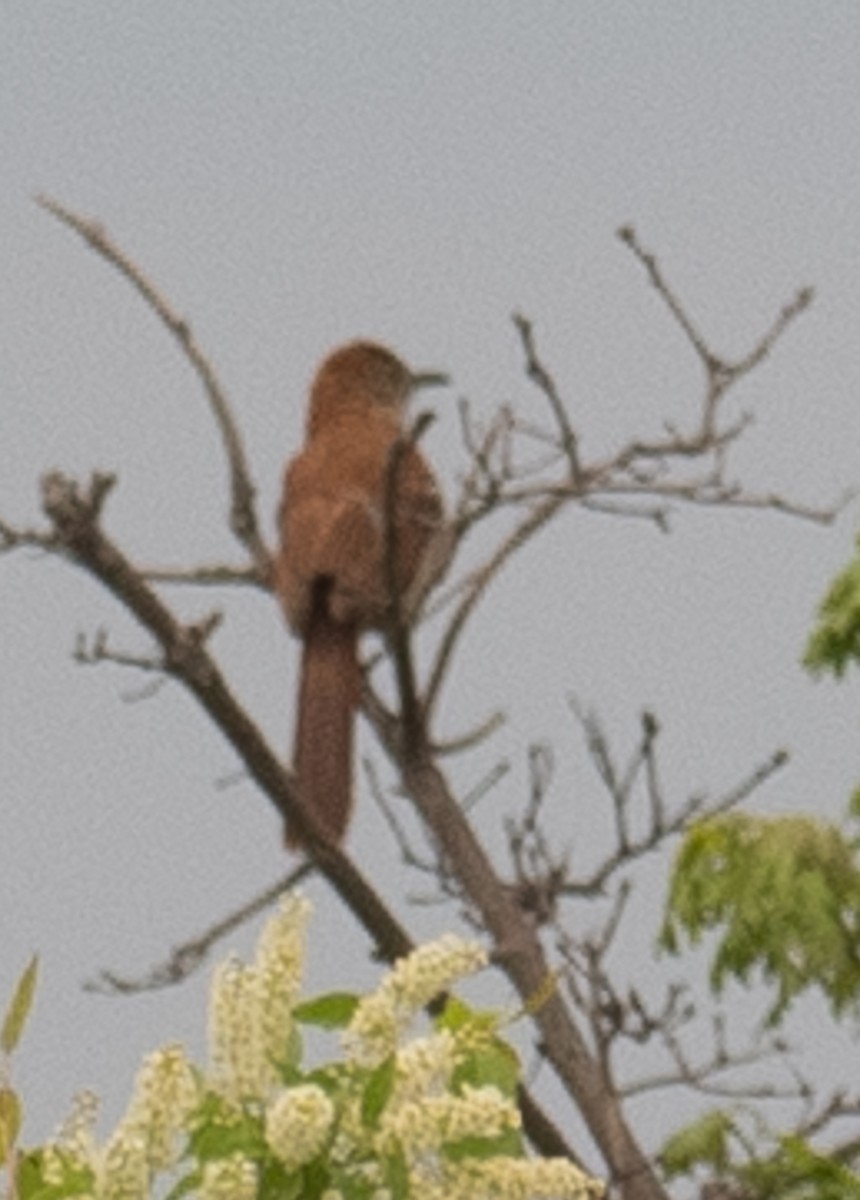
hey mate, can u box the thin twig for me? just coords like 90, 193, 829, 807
84, 867, 312, 993
34, 194, 272, 578
513, 312, 583, 488
142, 563, 265, 588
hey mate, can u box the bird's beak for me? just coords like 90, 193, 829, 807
410, 369, 449, 391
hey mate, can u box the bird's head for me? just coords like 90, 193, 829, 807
307, 341, 448, 435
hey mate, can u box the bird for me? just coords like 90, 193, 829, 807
275, 340, 447, 849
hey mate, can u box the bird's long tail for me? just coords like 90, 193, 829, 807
287, 587, 360, 850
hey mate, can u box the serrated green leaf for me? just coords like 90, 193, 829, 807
0, 1087, 22, 1166
740, 1134, 860, 1198
2, 955, 39, 1055
660, 1109, 735, 1179
805, 540, 860, 680
361, 1055, 395, 1128
662, 814, 860, 1025
293, 992, 359, 1029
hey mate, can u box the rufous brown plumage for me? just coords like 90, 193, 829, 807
275, 341, 445, 848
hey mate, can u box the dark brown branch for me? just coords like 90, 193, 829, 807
37, 470, 413, 960
32, 469, 572, 1165
35, 194, 272, 579
369, 733, 666, 1198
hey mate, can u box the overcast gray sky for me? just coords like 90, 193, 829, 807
3, 1, 860, 1174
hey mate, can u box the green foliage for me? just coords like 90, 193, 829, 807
292, 991, 359, 1029
0, 1087, 22, 1168
443, 1128, 524, 1164
360, 1054, 396, 1127
451, 1038, 520, 1099
17, 1147, 96, 1200
1, 954, 39, 1056
805, 533, 860, 678
0, 956, 38, 1174
661, 1110, 860, 1200
439, 995, 522, 1099
660, 1108, 736, 1178
742, 1136, 860, 1199
661, 813, 860, 1023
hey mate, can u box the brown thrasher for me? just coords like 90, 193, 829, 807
275, 341, 447, 849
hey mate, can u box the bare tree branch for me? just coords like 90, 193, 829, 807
84, 866, 312, 993
24, 468, 575, 1167
562, 706, 789, 897
10, 208, 847, 1198
513, 311, 583, 487
35, 194, 272, 579
142, 563, 264, 588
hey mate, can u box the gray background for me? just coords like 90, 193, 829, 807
2, 1, 860, 1174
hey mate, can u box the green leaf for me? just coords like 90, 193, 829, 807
436, 995, 498, 1035
12, 1149, 45, 1200
361, 1055, 395, 1127
660, 1109, 735, 1179
15, 1146, 95, 1199
291, 1158, 331, 1200
0, 1087, 21, 1166
661, 814, 860, 1024
330, 1165, 377, 1200
273, 1023, 303, 1078
293, 992, 359, 1029
259, 1160, 303, 1200
742, 1134, 860, 1199
805, 537, 860, 680
1, 955, 39, 1055
382, 1146, 410, 1200
187, 1102, 267, 1163
443, 1128, 524, 1163
453, 1040, 521, 1098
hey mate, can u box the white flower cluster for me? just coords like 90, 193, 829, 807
200, 1151, 258, 1200
97, 1126, 149, 1200
122, 1043, 200, 1169
265, 1083, 335, 1170
42, 1045, 199, 1200
390, 1029, 458, 1105
43, 1089, 100, 1183
208, 956, 271, 1102
458, 1156, 604, 1200
208, 893, 310, 1103
344, 934, 488, 1065
35, 896, 602, 1200
254, 891, 309, 1065
380, 1082, 518, 1157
